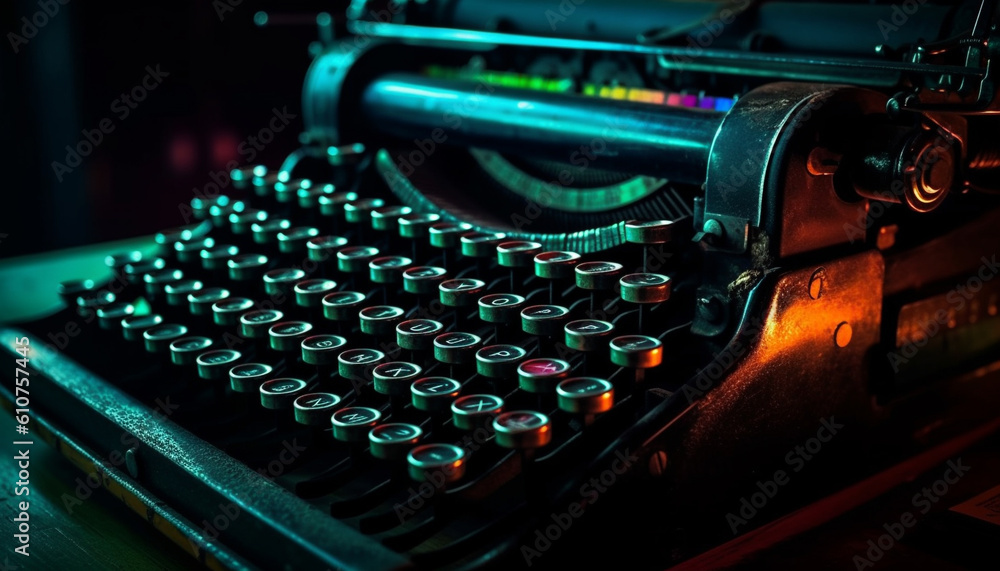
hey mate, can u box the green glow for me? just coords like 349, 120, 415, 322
253, 11, 268, 27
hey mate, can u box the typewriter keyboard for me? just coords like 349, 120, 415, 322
50, 168, 695, 567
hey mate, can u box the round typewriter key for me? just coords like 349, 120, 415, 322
407, 443, 467, 483
277, 226, 320, 254
429, 222, 473, 249
322, 291, 367, 321
338, 348, 386, 384
331, 406, 382, 443
196, 349, 242, 380
398, 212, 440, 238
96, 302, 135, 330
240, 309, 284, 339
438, 278, 486, 308
307, 235, 348, 262
274, 179, 309, 204
200, 244, 240, 271
76, 289, 115, 312
294, 279, 337, 308
252, 218, 291, 245
229, 208, 268, 235
369, 256, 412, 284
297, 183, 336, 209
210, 200, 244, 227
609, 335, 663, 369
293, 392, 342, 426
229, 362, 273, 393
123, 258, 166, 285
497, 241, 543, 268
227, 254, 269, 282
534, 251, 581, 280
370, 423, 423, 460
156, 221, 212, 249
625, 219, 674, 244
212, 297, 254, 326
557, 378, 614, 414
170, 336, 214, 365
396, 319, 444, 351
461, 231, 507, 258
263, 268, 307, 297
191, 195, 229, 221
343, 198, 385, 224
478, 293, 526, 324
517, 358, 571, 393
402, 266, 447, 295
372, 362, 423, 397
143, 323, 189, 353
269, 321, 313, 352
520, 305, 570, 336
433, 332, 482, 365
476, 344, 527, 379
564, 319, 615, 352
164, 279, 203, 306
337, 246, 380, 274
143, 268, 185, 297
493, 411, 552, 449
359, 305, 406, 337
301, 334, 348, 365
452, 394, 504, 430
318, 190, 359, 217
575, 261, 624, 290
411, 377, 462, 412
260, 378, 309, 409
620, 273, 672, 304
174, 236, 215, 264
121, 314, 163, 341
105, 251, 143, 272
188, 287, 230, 316
371, 205, 412, 231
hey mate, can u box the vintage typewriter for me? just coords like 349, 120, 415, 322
4, 0, 1000, 568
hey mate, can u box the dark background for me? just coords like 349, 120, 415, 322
1, 0, 345, 259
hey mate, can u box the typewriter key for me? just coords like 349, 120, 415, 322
96, 302, 135, 330
534, 251, 581, 280
104, 251, 143, 273
338, 348, 386, 385
461, 231, 507, 258
371, 205, 413, 231
123, 258, 166, 285
337, 246, 380, 274
520, 305, 570, 337
625, 220, 674, 245
121, 314, 163, 342
174, 236, 215, 264
260, 378, 309, 409
619, 273, 672, 304
229, 362, 273, 393
277, 226, 320, 255
396, 319, 444, 351
317, 190, 359, 218
143, 268, 185, 298
269, 321, 314, 352
76, 289, 115, 313
196, 349, 242, 380
170, 336, 214, 366
297, 184, 336, 209
227, 254, 269, 282
200, 245, 240, 271
343, 198, 386, 224
493, 411, 552, 449
331, 406, 382, 443
294, 279, 337, 308
301, 334, 348, 365
564, 319, 615, 352
497, 241, 543, 268
322, 291, 367, 322
359, 305, 406, 337
191, 195, 229, 221
143, 323, 189, 353
452, 394, 505, 430
476, 345, 527, 379
188, 287, 230, 316
263, 268, 307, 297
575, 261, 624, 291
517, 358, 571, 394
429, 222, 473, 249
212, 297, 254, 326
439, 278, 486, 308
229, 208, 268, 235
398, 212, 440, 238
240, 309, 284, 339
293, 392, 342, 426
407, 444, 467, 484
411, 377, 462, 412
402, 266, 448, 295
209, 200, 245, 228
156, 221, 212, 251
557, 378, 614, 415
369, 423, 423, 461
373, 362, 423, 397
433, 332, 483, 365
609, 335, 663, 378
252, 218, 291, 246
274, 179, 309, 204
164, 279, 203, 306
478, 293, 526, 324
306, 235, 349, 262
369, 256, 412, 284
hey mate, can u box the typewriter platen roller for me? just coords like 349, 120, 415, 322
4, 0, 1000, 569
